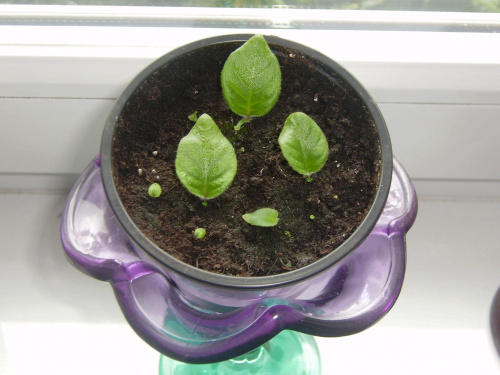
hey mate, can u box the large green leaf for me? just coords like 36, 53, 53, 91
278, 112, 329, 177
175, 114, 237, 200
221, 34, 281, 118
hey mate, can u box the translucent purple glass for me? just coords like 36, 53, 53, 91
61, 156, 417, 364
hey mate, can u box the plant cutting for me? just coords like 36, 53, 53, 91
62, 33, 417, 367
242, 207, 280, 227
175, 113, 237, 201
221, 34, 281, 131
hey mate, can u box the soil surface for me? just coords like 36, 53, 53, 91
112, 42, 381, 277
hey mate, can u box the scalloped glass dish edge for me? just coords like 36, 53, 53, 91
60, 156, 417, 364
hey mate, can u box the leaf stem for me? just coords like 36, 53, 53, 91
234, 118, 250, 132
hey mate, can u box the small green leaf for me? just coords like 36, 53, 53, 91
242, 208, 279, 227
193, 228, 207, 239
175, 114, 237, 200
188, 111, 198, 122
148, 183, 162, 198
221, 35, 281, 118
278, 112, 328, 177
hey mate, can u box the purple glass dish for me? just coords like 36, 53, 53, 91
61, 156, 416, 364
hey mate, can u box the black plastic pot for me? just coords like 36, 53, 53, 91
100, 34, 393, 291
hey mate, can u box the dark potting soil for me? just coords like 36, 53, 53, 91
112, 42, 382, 277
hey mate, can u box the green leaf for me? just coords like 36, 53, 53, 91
175, 114, 237, 200
278, 112, 329, 177
193, 228, 207, 239
188, 111, 198, 122
221, 35, 281, 118
242, 208, 279, 227
148, 183, 162, 198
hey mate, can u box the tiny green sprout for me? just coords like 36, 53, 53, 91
175, 114, 237, 200
194, 228, 207, 239
221, 34, 281, 128
279, 112, 328, 178
188, 111, 198, 122
284, 230, 292, 238
202, 201, 208, 207
242, 208, 279, 227
309, 214, 316, 220
148, 183, 162, 198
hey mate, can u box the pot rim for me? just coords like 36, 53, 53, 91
100, 34, 393, 290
